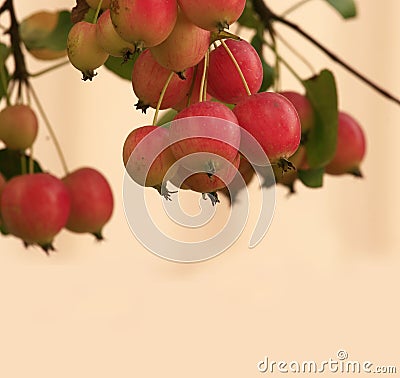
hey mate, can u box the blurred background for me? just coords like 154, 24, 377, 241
1, 0, 399, 376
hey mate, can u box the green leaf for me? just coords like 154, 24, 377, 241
251, 34, 274, 92
20, 10, 73, 51
0, 43, 10, 101
0, 149, 43, 180
237, 1, 263, 30
104, 55, 137, 81
302, 69, 338, 168
324, 0, 357, 19
157, 109, 177, 127
298, 168, 324, 188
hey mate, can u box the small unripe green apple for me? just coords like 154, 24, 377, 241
0, 104, 38, 150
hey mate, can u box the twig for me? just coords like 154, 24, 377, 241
251, 0, 400, 106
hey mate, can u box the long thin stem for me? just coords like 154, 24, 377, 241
263, 39, 303, 85
198, 50, 208, 103
28, 84, 69, 175
29, 60, 69, 78
250, 0, 400, 106
275, 29, 316, 75
220, 39, 251, 96
92, 0, 103, 23
153, 71, 174, 126
202, 49, 210, 102
281, 0, 314, 17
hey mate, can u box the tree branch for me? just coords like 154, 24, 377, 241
251, 0, 400, 106
1, 0, 29, 84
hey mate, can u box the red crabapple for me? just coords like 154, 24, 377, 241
150, 10, 210, 73
96, 9, 134, 58
208, 39, 263, 104
0, 104, 38, 150
184, 153, 240, 193
0, 173, 71, 251
279, 91, 315, 133
62, 167, 114, 239
132, 49, 194, 112
170, 101, 241, 172
67, 21, 109, 80
123, 126, 177, 193
233, 92, 301, 163
110, 0, 178, 49
177, 0, 246, 31
325, 112, 366, 176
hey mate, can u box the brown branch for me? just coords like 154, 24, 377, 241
1, 0, 29, 85
251, 0, 400, 106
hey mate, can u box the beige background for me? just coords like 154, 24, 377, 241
1, 0, 400, 376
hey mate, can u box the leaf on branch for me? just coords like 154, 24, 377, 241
104, 55, 138, 81
237, 1, 263, 30
302, 69, 338, 169
157, 109, 177, 127
251, 33, 274, 91
22, 11, 73, 52
71, 0, 91, 24
0, 149, 43, 180
0, 43, 10, 101
298, 168, 324, 188
324, 0, 357, 19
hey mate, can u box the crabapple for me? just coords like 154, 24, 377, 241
0, 104, 38, 150
67, 21, 109, 80
170, 101, 241, 172
20, 11, 67, 60
177, 0, 246, 31
131, 49, 194, 112
273, 145, 306, 192
208, 39, 263, 104
110, 0, 178, 49
62, 167, 113, 239
280, 91, 315, 133
96, 9, 134, 58
150, 10, 210, 73
325, 112, 366, 176
86, 0, 111, 9
0, 173, 71, 251
184, 153, 240, 193
233, 92, 301, 163
123, 126, 177, 191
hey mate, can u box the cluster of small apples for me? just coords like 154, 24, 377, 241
273, 92, 366, 192
0, 104, 114, 252
67, 0, 366, 202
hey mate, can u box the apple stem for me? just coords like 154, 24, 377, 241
153, 71, 174, 126
185, 64, 198, 108
20, 154, 27, 175
281, 0, 313, 17
263, 39, 303, 84
199, 49, 210, 103
29, 146, 34, 174
29, 60, 70, 78
92, 0, 103, 24
28, 84, 69, 175
220, 39, 251, 96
